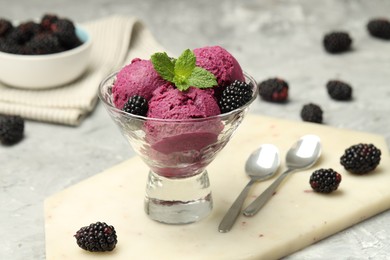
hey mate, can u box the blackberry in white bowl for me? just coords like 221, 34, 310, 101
0, 14, 92, 89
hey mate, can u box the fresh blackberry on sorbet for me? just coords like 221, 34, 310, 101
219, 80, 253, 113
300, 103, 323, 123
367, 18, 390, 40
74, 222, 117, 252
310, 168, 342, 193
0, 115, 24, 145
122, 95, 148, 116
340, 143, 381, 174
326, 80, 353, 101
258, 77, 289, 102
323, 32, 352, 53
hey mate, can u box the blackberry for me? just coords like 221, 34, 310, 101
300, 103, 323, 123
219, 80, 253, 113
18, 21, 42, 35
310, 168, 342, 193
1, 15, 82, 55
340, 143, 381, 174
0, 19, 13, 37
0, 115, 24, 145
41, 14, 59, 31
6, 28, 29, 46
74, 222, 117, 252
326, 80, 353, 101
11, 21, 42, 45
258, 77, 289, 102
0, 37, 22, 54
122, 95, 148, 116
323, 32, 352, 54
367, 18, 390, 40
51, 19, 82, 49
25, 33, 63, 54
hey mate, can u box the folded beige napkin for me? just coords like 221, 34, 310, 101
0, 15, 166, 126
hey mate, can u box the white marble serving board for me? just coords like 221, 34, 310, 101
44, 114, 390, 260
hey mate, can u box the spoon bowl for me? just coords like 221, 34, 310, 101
245, 144, 281, 181
243, 134, 321, 217
218, 144, 280, 233
286, 134, 322, 169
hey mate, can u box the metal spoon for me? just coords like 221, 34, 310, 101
243, 134, 321, 217
218, 144, 280, 233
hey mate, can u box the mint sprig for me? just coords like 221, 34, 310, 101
150, 52, 175, 82
151, 49, 217, 91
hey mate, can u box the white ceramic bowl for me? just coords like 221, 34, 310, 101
0, 25, 92, 89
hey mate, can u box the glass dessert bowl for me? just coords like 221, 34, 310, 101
99, 71, 258, 224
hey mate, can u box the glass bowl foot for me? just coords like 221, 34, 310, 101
144, 170, 213, 224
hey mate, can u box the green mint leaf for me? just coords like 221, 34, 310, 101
171, 58, 177, 67
151, 52, 175, 82
174, 49, 196, 80
151, 49, 217, 92
188, 67, 217, 89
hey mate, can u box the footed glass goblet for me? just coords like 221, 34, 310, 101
98, 72, 258, 224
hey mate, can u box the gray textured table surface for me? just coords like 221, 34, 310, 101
1, 0, 390, 259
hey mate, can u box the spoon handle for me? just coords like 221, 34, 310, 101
218, 179, 256, 233
243, 168, 294, 217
